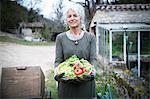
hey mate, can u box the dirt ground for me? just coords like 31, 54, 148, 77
0, 42, 56, 78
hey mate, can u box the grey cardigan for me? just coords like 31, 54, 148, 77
54, 31, 97, 68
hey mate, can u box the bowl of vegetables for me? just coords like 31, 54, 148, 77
56, 55, 93, 79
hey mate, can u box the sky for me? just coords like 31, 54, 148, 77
22, 0, 115, 19
39, 0, 55, 18
22, 0, 85, 19
21, 0, 54, 18
39, 0, 85, 19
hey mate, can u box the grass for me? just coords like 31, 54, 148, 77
0, 36, 55, 46
45, 70, 58, 99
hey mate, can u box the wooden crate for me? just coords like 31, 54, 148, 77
1, 66, 45, 98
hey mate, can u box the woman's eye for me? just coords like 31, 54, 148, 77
73, 15, 77, 17
68, 15, 71, 18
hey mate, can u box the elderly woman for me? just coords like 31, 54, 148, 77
54, 2, 97, 99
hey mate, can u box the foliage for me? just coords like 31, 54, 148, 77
0, 0, 42, 32
95, 71, 119, 99
45, 70, 58, 99
41, 24, 52, 41
112, 43, 122, 56
27, 8, 38, 22
41, 0, 67, 41
51, 0, 66, 33
113, 67, 149, 98
1, 0, 28, 31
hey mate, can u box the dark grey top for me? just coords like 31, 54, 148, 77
54, 31, 97, 68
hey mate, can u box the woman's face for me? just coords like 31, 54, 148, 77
66, 9, 81, 28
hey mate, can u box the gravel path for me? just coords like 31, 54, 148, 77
0, 42, 56, 77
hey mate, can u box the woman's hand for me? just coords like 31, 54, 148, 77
82, 69, 96, 81
54, 73, 65, 82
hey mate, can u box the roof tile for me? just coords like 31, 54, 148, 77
96, 4, 150, 11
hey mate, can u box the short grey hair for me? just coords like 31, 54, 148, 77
63, 2, 85, 29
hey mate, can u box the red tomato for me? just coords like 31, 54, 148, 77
74, 68, 83, 75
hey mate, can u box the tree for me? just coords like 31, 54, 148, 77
20, 0, 42, 22
84, 0, 97, 30
20, 0, 41, 10
52, 0, 65, 32
41, 23, 51, 41
43, 0, 66, 41
0, 0, 28, 32
0, 0, 43, 32
27, 8, 40, 22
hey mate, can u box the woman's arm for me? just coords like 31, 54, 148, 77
54, 34, 64, 68
89, 33, 97, 75
89, 33, 97, 67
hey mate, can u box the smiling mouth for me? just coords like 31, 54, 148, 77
70, 23, 76, 24
70, 21, 77, 23
69, 22, 77, 26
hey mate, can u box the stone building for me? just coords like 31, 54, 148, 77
90, 4, 150, 79
19, 22, 44, 41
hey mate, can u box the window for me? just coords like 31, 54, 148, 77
112, 32, 124, 61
